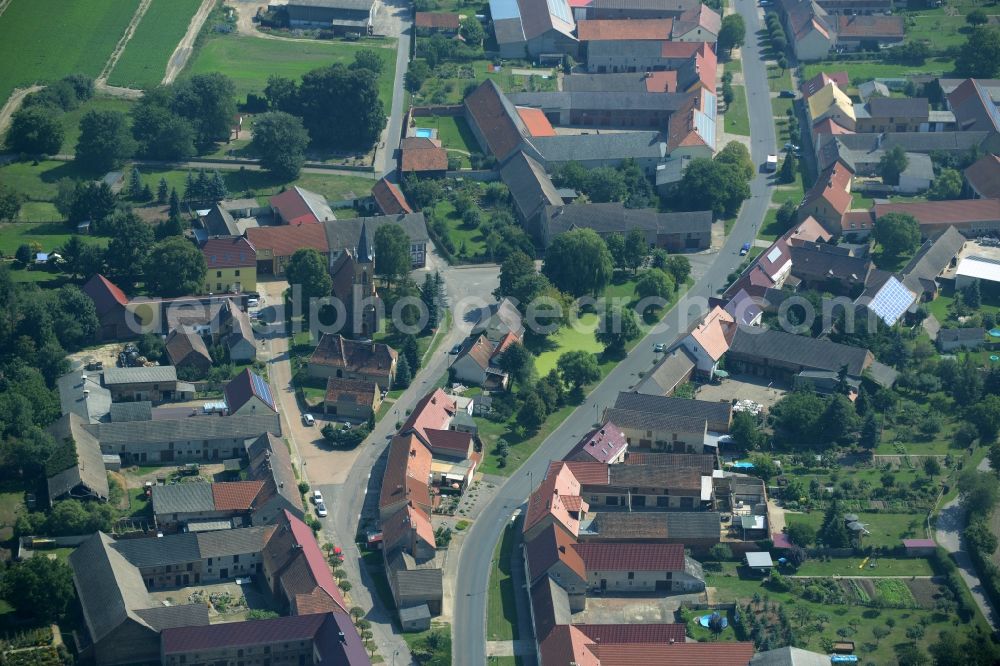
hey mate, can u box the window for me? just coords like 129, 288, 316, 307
628, 572, 635, 580
235, 270, 240, 277
656, 496, 669, 507
217, 283, 222, 291
187, 563, 193, 571
217, 271, 222, 278
606, 496, 619, 505
234, 554, 240, 563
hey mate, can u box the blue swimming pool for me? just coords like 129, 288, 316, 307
415, 128, 433, 138
732, 461, 755, 469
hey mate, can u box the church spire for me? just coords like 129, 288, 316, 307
357, 221, 374, 264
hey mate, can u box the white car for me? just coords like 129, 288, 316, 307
313, 490, 324, 504
302, 413, 315, 426
315, 500, 328, 517
653, 343, 666, 353
247, 298, 260, 308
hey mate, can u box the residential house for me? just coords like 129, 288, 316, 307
798, 160, 855, 234
224, 369, 277, 417
201, 236, 256, 294
873, 199, 1000, 237
857, 79, 890, 103
900, 226, 966, 301
671, 4, 722, 42
807, 82, 856, 130
414, 11, 460, 34
575, 542, 705, 593
323, 377, 382, 420
678, 305, 737, 378
463, 79, 540, 163
780, 0, 834, 61
577, 19, 673, 71
938, 327, 985, 353
800, 70, 849, 98
542, 203, 712, 250
786, 241, 872, 293
471, 297, 525, 342
161, 613, 369, 666
665, 87, 718, 159
269, 186, 337, 224
564, 460, 714, 511
616, 391, 732, 432
564, 422, 629, 464
308, 334, 398, 387
214, 298, 256, 362
321, 213, 429, 268
164, 326, 212, 375
965, 153, 1000, 199
199, 203, 241, 237
283, 0, 377, 34
489, 0, 578, 59
947, 78, 1000, 135
725, 324, 874, 382
46, 413, 110, 504
500, 149, 563, 237
245, 222, 330, 275
854, 272, 917, 326
371, 176, 414, 216
57, 366, 112, 424
853, 97, 930, 134
634, 346, 697, 396
83, 274, 139, 341
450, 333, 512, 389
400, 136, 449, 176
244, 432, 306, 524
83, 412, 281, 464
102, 366, 190, 403
835, 14, 904, 50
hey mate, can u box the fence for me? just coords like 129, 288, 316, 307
411, 105, 464, 117
445, 169, 499, 182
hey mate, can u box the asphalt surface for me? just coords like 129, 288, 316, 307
450, 0, 778, 660
380, 0, 413, 178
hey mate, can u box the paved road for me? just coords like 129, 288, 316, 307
380, 0, 413, 178
934, 458, 1000, 631
450, 0, 778, 661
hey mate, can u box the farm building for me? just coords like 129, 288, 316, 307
279, 0, 377, 34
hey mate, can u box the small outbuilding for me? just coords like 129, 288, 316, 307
903, 538, 937, 557
398, 604, 432, 632
744, 551, 774, 572
937, 327, 985, 353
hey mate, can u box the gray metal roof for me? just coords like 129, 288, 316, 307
57, 368, 111, 424
134, 604, 210, 631
286, 0, 376, 14
563, 73, 651, 93
110, 401, 153, 422
46, 413, 110, 502
900, 226, 965, 296
665, 512, 723, 540
508, 90, 689, 113
393, 568, 443, 599
900, 152, 935, 182
113, 532, 201, 568
196, 525, 273, 559
728, 325, 871, 376
500, 150, 562, 222
532, 131, 665, 164
103, 365, 177, 386
152, 483, 215, 516
750, 646, 832, 666
398, 604, 432, 622
613, 391, 732, 423
603, 407, 708, 434
84, 413, 281, 446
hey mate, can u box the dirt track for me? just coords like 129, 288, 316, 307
98, 0, 154, 83
162, 0, 217, 85
0, 85, 43, 135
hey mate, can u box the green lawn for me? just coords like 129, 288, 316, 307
785, 511, 929, 548
107, 0, 205, 89
724, 58, 742, 74
903, 12, 973, 50
793, 556, 934, 577
18, 202, 61, 223
767, 66, 793, 93
186, 34, 397, 110
415, 59, 557, 105
533, 313, 604, 376
134, 166, 375, 204
724, 85, 750, 136
0, 0, 141, 106
0, 491, 25, 541
0, 222, 107, 256
802, 58, 956, 83
402, 625, 451, 666
487, 523, 520, 641
771, 96, 793, 119
412, 115, 481, 167
431, 199, 487, 259
59, 97, 136, 154
771, 175, 806, 207
0, 160, 93, 202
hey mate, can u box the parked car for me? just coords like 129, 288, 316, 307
313, 490, 323, 504
740, 242, 751, 256
653, 343, 666, 353
315, 500, 328, 518
247, 298, 260, 308
450, 344, 463, 355
779, 90, 796, 99
302, 413, 315, 426
764, 154, 778, 172
784, 142, 800, 152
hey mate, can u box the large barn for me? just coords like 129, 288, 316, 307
278, 0, 378, 34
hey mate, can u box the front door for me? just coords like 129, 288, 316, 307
221, 568, 228, 579
600, 579, 607, 591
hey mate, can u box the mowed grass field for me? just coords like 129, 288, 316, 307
186, 34, 397, 110
107, 0, 205, 89
0, 0, 141, 106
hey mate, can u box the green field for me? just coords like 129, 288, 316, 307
0, 222, 108, 256
186, 34, 396, 110
724, 85, 750, 136
0, 0, 141, 106
802, 58, 955, 84
533, 312, 604, 376
59, 97, 136, 154
767, 66, 793, 93
785, 511, 928, 548
793, 556, 934, 577
107, 0, 205, 89
487, 523, 520, 641
0, 160, 91, 201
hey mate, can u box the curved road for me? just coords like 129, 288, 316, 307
451, 0, 778, 661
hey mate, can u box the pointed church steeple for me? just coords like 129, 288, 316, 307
357, 221, 374, 264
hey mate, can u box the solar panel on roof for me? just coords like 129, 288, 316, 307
766, 246, 782, 263
490, 0, 522, 20
869, 277, 915, 326
546, 0, 572, 23
250, 372, 275, 411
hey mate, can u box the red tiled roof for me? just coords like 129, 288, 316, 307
162, 613, 327, 654
803, 162, 853, 216
692, 43, 716, 92
282, 509, 348, 613
246, 223, 328, 259
572, 542, 685, 571
269, 188, 320, 225
565, 422, 627, 464
309, 334, 397, 379
516, 107, 557, 137
425, 428, 473, 455
660, 41, 702, 58
525, 463, 586, 537
464, 80, 528, 161
325, 377, 378, 404
591, 641, 756, 666
400, 137, 449, 172
379, 433, 432, 511
874, 199, 1000, 226
540, 625, 601, 666
965, 154, 1000, 199
645, 71, 678, 93
402, 388, 456, 443
202, 236, 256, 269
372, 177, 413, 215
558, 461, 609, 485
212, 480, 265, 511
524, 523, 586, 582
812, 116, 854, 139
577, 19, 672, 41
82, 274, 129, 315
414, 11, 460, 29
837, 14, 904, 38
801, 71, 849, 97
574, 623, 687, 645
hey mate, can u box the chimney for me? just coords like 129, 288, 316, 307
558, 545, 566, 553
339, 631, 346, 643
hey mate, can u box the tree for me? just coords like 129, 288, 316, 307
958, 27, 1000, 78
104, 211, 153, 290
130, 98, 196, 160
496, 250, 536, 301
373, 223, 412, 286
859, 412, 880, 449
775, 199, 798, 233
877, 145, 909, 187
821, 394, 859, 444
963, 278, 982, 309
585, 167, 628, 203
969, 394, 1000, 443
662, 255, 691, 286
15, 243, 32, 266
596, 305, 640, 353
157, 177, 169, 204
542, 228, 614, 296
170, 73, 238, 146
401, 334, 420, 372
786, 522, 816, 547
298, 64, 386, 150
460, 16, 485, 44
1, 556, 74, 622
679, 157, 750, 218
497, 341, 535, 387
6, 106, 64, 155
769, 390, 825, 445
967, 9, 989, 26
518, 391, 547, 431
635, 268, 675, 302
819, 501, 851, 548
622, 227, 648, 273
75, 109, 136, 172
557, 350, 601, 389
778, 151, 797, 184
715, 141, 755, 182
52, 285, 99, 350
749, 453, 778, 481
605, 233, 626, 268
286, 248, 333, 303
0, 184, 23, 223
958, 468, 999, 515
405, 60, 432, 93
730, 410, 764, 449
144, 237, 207, 297
873, 212, 920, 258
718, 13, 746, 54
351, 49, 385, 75
265, 75, 299, 112
709, 543, 733, 561
395, 355, 412, 388
169, 187, 181, 219
927, 167, 964, 200
250, 111, 310, 179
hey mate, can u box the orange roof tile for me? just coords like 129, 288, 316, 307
524, 463, 586, 537
516, 107, 556, 137
212, 480, 265, 511
591, 641, 756, 666
400, 137, 449, 172
660, 41, 702, 58
688, 306, 736, 361
577, 19, 672, 41
804, 162, 854, 216
644, 71, 678, 93
372, 177, 413, 215
402, 388, 457, 443
245, 223, 328, 259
